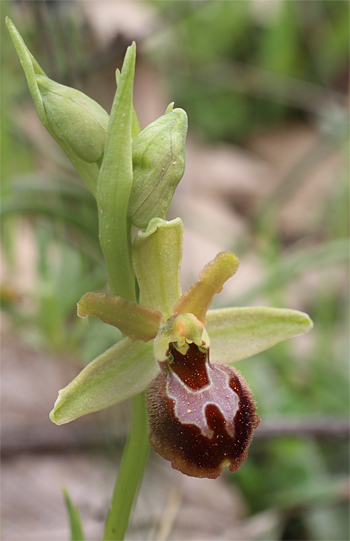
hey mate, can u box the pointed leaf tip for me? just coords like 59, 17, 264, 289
63, 488, 85, 541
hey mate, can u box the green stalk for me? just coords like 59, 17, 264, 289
97, 43, 150, 541
97, 41, 149, 540
94, 41, 149, 539
103, 392, 150, 541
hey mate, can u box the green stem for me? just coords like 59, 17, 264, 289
99, 42, 147, 540
103, 392, 150, 541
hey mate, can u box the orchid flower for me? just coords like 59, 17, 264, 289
49, 217, 312, 478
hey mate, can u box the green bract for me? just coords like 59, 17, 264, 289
128, 109, 188, 228
50, 219, 313, 426
96, 42, 136, 301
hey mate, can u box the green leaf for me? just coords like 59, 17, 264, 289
63, 488, 85, 541
133, 218, 183, 317
173, 252, 239, 324
97, 42, 136, 300
50, 338, 157, 425
77, 292, 163, 341
206, 307, 313, 364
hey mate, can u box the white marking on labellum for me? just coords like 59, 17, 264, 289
166, 364, 239, 438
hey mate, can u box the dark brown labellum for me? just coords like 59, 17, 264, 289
146, 342, 260, 479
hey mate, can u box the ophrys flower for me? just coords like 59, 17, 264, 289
50, 218, 313, 478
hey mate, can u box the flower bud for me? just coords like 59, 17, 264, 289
128, 108, 188, 229
146, 338, 260, 479
36, 75, 109, 163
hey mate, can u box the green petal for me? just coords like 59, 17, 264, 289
50, 338, 157, 425
77, 292, 162, 341
173, 252, 239, 324
133, 218, 183, 318
206, 307, 313, 364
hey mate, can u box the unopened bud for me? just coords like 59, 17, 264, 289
36, 75, 109, 163
128, 108, 188, 229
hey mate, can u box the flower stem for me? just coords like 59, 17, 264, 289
103, 392, 150, 541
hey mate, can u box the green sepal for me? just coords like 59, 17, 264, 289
50, 338, 157, 425
97, 42, 136, 301
77, 292, 162, 341
206, 307, 313, 364
128, 108, 188, 228
173, 252, 240, 324
116, 68, 141, 140
63, 488, 85, 541
5, 18, 101, 196
36, 75, 109, 163
133, 217, 184, 317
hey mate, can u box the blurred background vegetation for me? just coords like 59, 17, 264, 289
1, 1, 349, 540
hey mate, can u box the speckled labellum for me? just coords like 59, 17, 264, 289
147, 315, 260, 479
